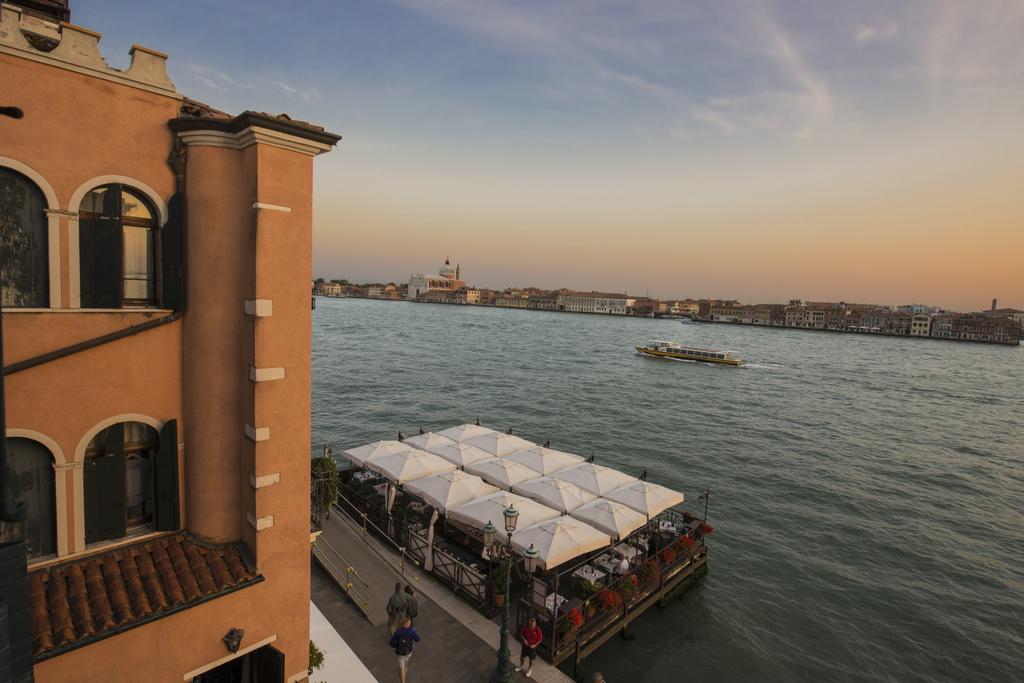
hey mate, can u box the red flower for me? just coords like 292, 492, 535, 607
567, 607, 584, 627
597, 588, 622, 610
660, 547, 677, 564
700, 522, 714, 535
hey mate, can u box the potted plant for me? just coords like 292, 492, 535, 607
308, 640, 324, 677
615, 574, 639, 604
578, 579, 599, 617
558, 607, 584, 640
637, 558, 660, 585
596, 588, 622, 612
490, 563, 510, 608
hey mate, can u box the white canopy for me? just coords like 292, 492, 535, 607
510, 517, 611, 571
504, 447, 585, 475
342, 440, 420, 467
403, 470, 499, 513
403, 432, 457, 453
464, 432, 536, 457
465, 458, 544, 490
604, 481, 685, 519
447, 491, 560, 543
364, 448, 457, 484
569, 499, 648, 541
511, 477, 596, 514
418, 440, 495, 468
437, 423, 498, 442
550, 463, 639, 496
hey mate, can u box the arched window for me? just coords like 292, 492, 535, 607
0, 438, 56, 558
0, 168, 49, 307
83, 420, 179, 545
79, 184, 158, 307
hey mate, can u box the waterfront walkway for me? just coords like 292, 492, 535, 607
313, 507, 573, 683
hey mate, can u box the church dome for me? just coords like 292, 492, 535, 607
439, 257, 456, 278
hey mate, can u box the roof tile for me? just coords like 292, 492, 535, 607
30, 533, 259, 660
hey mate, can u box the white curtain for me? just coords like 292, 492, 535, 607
122, 226, 153, 300
386, 483, 397, 536
424, 508, 440, 571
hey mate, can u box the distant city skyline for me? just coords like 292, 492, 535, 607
78, 1, 1024, 311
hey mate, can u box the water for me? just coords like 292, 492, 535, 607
312, 298, 1024, 682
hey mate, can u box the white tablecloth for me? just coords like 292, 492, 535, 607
545, 593, 567, 615
572, 565, 607, 586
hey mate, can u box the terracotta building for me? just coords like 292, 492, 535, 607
0, 1, 339, 681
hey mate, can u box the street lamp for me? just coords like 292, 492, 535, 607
485, 505, 538, 683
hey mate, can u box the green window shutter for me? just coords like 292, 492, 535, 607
153, 419, 180, 531
79, 184, 122, 308
84, 424, 126, 544
160, 193, 185, 310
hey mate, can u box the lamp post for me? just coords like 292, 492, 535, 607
483, 505, 540, 683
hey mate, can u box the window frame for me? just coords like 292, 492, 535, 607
0, 167, 50, 308
78, 184, 160, 308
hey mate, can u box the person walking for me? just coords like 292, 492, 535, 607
515, 616, 543, 678
389, 617, 420, 683
386, 582, 408, 636
404, 584, 418, 626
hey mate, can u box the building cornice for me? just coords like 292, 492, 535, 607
0, 5, 179, 98
169, 111, 341, 156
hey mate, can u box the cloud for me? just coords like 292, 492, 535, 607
272, 80, 322, 103
924, 0, 1024, 108
389, 0, 679, 102
855, 22, 899, 45
689, 106, 737, 133
180, 63, 255, 93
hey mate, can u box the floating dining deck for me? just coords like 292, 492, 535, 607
326, 423, 712, 672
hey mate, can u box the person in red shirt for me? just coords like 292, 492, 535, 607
516, 616, 543, 678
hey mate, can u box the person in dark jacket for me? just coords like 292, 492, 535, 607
389, 617, 421, 683
404, 584, 419, 626
386, 582, 409, 636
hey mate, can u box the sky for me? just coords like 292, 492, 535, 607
76, 1, 1023, 310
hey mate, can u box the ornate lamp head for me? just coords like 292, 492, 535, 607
522, 544, 540, 574
503, 505, 519, 535
482, 520, 497, 548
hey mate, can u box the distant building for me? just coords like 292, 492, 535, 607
527, 293, 558, 310
887, 312, 914, 335
628, 298, 663, 317
557, 292, 634, 315
984, 307, 1024, 328
495, 291, 529, 308
910, 314, 933, 336
408, 256, 465, 299
670, 300, 700, 316
932, 314, 1021, 344
740, 307, 772, 325
709, 305, 744, 322
316, 282, 343, 296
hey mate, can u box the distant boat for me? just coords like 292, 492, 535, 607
636, 340, 743, 366
679, 317, 701, 324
